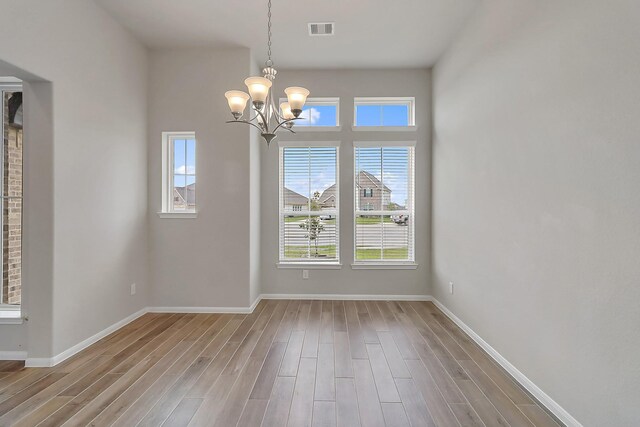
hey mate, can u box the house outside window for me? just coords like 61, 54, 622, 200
1, 82, 22, 312
279, 143, 340, 264
160, 132, 197, 217
354, 143, 415, 264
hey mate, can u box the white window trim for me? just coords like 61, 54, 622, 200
278, 142, 341, 266
0, 304, 22, 323
277, 262, 342, 269
351, 263, 418, 270
157, 212, 198, 219
0, 83, 23, 312
160, 131, 197, 217
353, 143, 416, 267
353, 97, 415, 127
279, 97, 340, 129
351, 125, 417, 132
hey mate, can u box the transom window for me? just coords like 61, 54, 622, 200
161, 132, 196, 214
354, 143, 415, 263
282, 97, 339, 127
279, 143, 339, 264
354, 97, 415, 127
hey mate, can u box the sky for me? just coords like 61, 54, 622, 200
283, 146, 411, 208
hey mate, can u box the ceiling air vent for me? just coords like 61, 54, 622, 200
308, 22, 335, 36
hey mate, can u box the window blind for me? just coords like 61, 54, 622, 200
354, 146, 415, 263
280, 146, 339, 263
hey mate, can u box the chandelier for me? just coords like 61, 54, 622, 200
224, 0, 310, 146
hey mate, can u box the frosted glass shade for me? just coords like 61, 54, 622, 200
244, 77, 272, 103
224, 90, 250, 114
280, 102, 294, 120
284, 87, 310, 113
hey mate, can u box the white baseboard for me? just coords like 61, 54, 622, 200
0, 350, 27, 361
25, 307, 148, 368
430, 298, 581, 427
148, 306, 255, 314
260, 293, 431, 301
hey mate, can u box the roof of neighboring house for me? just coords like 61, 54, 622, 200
8, 92, 22, 128
319, 184, 336, 204
174, 183, 196, 205
283, 187, 309, 205
355, 170, 391, 192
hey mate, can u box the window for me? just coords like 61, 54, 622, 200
354, 143, 415, 264
354, 97, 415, 127
281, 97, 339, 127
161, 132, 196, 216
280, 143, 339, 264
1, 82, 23, 316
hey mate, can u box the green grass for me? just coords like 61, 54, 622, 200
355, 247, 409, 260
356, 216, 394, 225
284, 245, 337, 258
283, 245, 409, 261
284, 216, 304, 223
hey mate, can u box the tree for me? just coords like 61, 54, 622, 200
310, 190, 322, 211
299, 216, 325, 257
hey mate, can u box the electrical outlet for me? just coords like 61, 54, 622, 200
449, 281, 454, 294
303, 270, 309, 280
130, 283, 136, 295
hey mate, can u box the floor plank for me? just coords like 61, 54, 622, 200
365, 343, 401, 403
333, 331, 353, 378
261, 376, 296, 427
314, 343, 335, 401
313, 400, 337, 427
335, 377, 360, 427
381, 402, 411, 427
352, 359, 385, 427
287, 357, 317, 427
394, 378, 437, 427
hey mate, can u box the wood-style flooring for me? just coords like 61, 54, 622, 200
0, 300, 561, 426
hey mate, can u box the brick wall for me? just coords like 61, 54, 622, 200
2, 91, 22, 305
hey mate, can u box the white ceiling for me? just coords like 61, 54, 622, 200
94, 0, 476, 69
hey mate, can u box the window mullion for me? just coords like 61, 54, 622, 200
380, 148, 385, 260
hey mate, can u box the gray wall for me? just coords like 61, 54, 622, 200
260, 69, 431, 296
0, 0, 149, 357
432, 0, 640, 425
148, 48, 257, 308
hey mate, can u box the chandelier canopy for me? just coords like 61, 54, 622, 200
224, 0, 310, 146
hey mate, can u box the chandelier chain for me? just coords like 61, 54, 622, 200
266, 0, 273, 67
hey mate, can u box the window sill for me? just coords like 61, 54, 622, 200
351, 263, 418, 270
277, 263, 342, 270
292, 126, 342, 132
351, 125, 417, 132
0, 309, 23, 324
157, 212, 198, 219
